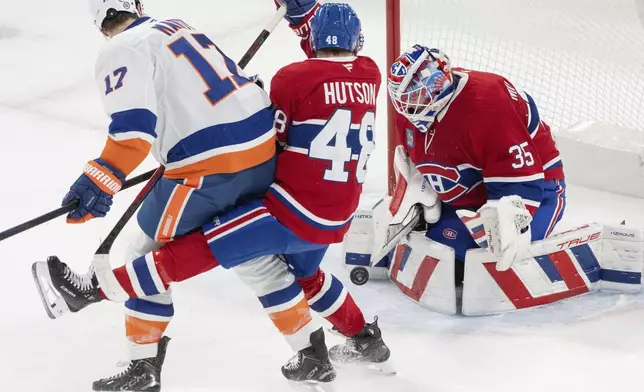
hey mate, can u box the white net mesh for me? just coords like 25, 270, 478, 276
400, 0, 644, 132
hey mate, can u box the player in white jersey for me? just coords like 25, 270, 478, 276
36, 1, 276, 390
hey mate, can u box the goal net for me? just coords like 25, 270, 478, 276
386, 0, 644, 190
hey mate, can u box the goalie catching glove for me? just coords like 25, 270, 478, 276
458, 196, 532, 271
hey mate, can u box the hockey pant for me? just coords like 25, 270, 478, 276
105, 199, 366, 352
117, 157, 275, 360
428, 179, 567, 262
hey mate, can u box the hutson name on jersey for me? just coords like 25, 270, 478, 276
324, 81, 378, 105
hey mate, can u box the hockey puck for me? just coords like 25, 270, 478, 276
350, 267, 369, 286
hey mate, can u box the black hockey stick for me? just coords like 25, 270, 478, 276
95, 166, 165, 255
0, 170, 163, 243
1, 5, 287, 244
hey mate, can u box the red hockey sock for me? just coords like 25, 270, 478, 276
157, 230, 220, 282
107, 231, 221, 300
297, 268, 366, 337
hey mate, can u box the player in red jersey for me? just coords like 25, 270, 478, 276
36, 2, 392, 387
200, 2, 391, 378
387, 45, 566, 274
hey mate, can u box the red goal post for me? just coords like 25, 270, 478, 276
386, 0, 401, 195
385, 0, 644, 195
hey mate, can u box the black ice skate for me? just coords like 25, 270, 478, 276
282, 328, 336, 391
93, 336, 170, 392
32, 256, 103, 319
328, 317, 395, 375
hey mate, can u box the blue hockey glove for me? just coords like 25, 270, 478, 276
63, 158, 125, 224
275, 0, 319, 27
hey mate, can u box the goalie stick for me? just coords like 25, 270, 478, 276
31, 4, 287, 319
369, 206, 422, 268
2, 4, 287, 245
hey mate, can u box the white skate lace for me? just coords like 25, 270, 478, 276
104, 362, 134, 381
284, 354, 301, 371
63, 266, 93, 292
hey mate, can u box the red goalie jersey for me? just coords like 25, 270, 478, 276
264, 52, 381, 245
398, 69, 564, 214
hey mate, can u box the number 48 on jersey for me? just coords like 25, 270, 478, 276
309, 109, 376, 184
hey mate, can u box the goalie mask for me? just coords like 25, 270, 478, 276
388, 45, 455, 131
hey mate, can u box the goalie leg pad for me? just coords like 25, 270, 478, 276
389, 232, 457, 315
342, 201, 394, 280
462, 223, 643, 316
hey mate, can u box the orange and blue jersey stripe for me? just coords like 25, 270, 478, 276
100, 107, 275, 179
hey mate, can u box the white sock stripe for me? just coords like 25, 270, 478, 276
126, 262, 147, 298
125, 308, 173, 323
317, 289, 348, 318
308, 272, 333, 306
207, 212, 271, 242
264, 292, 305, 314
145, 253, 166, 295
128, 341, 159, 361
141, 290, 174, 305
204, 207, 268, 236
284, 319, 322, 352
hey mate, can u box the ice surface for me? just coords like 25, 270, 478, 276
1, 1, 643, 391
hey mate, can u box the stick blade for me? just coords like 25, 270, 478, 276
31, 261, 69, 319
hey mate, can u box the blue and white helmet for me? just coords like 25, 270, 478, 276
88, 0, 142, 29
388, 45, 456, 130
311, 3, 364, 54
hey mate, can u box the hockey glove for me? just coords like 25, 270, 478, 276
275, 0, 319, 37
478, 196, 533, 271
63, 159, 125, 224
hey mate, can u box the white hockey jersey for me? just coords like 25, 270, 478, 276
96, 17, 276, 179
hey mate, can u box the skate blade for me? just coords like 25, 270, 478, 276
288, 380, 337, 392
333, 359, 397, 376
31, 261, 70, 320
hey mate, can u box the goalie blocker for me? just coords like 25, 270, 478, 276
343, 213, 643, 315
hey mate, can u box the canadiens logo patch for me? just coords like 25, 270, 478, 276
406, 128, 414, 148
390, 61, 408, 79
443, 228, 458, 240
416, 163, 483, 203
